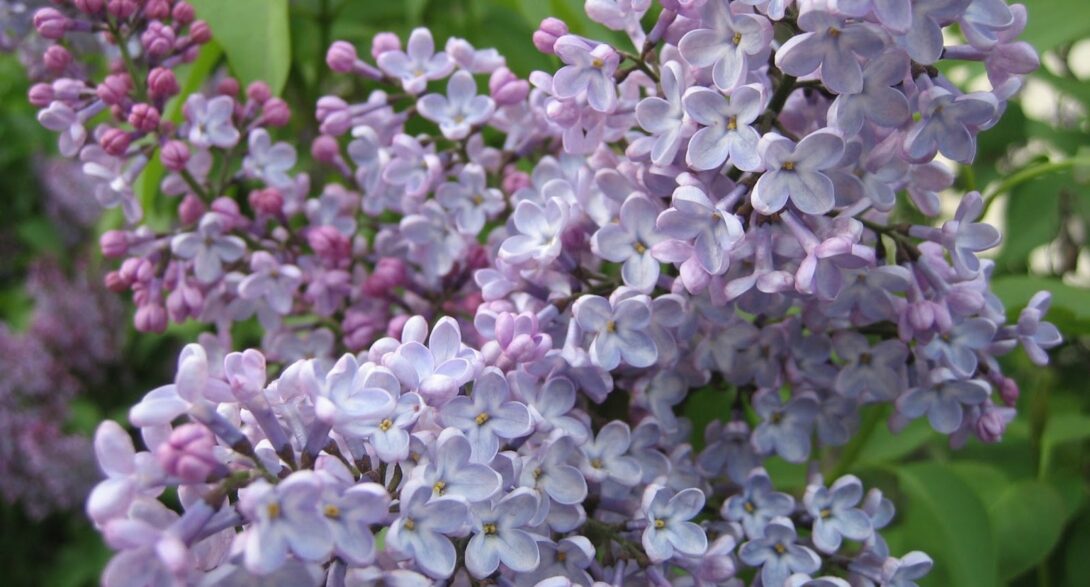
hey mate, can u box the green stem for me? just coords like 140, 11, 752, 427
108, 20, 147, 102
981, 157, 1090, 216
181, 169, 210, 201
760, 74, 797, 133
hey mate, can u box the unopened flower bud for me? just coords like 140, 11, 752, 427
179, 194, 206, 225
188, 20, 212, 45
156, 424, 226, 483
97, 73, 132, 105
216, 77, 239, 97
310, 135, 342, 165
327, 41, 359, 73
28, 83, 54, 107
172, 2, 195, 24
141, 21, 177, 60
100, 230, 129, 258
43, 45, 72, 73
107, 0, 139, 20
249, 188, 284, 216
33, 8, 70, 40
128, 103, 161, 132
502, 169, 530, 193
74, 0, 105, 14
260, 97, 290, 126
386, 314, 411, 339
105, 270, 129, 292
160, 140, 190, 172
308, 225, 351, 261
99, 128, 132, 156
135, 303, 168, 333
532, 17, 568, 54
247, 81, 271, 104
144, 0, 171, 20
371, 32, 400, 60
363, 257, 407, 296
148, 67, 179, 99
489, 67, 529, 105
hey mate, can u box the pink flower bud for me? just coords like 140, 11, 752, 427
147, 67, 179, 99
96, 73, 132, 105
502, 169, 530, 193
43, 45, 72, 73
144, 0, 171, 20
247, 81, 271, 104
105, 270, 129, 292
99, 128, 132, 156
260, 97, 290, 126
371, 32, 401, 60
100, 230, 129, 258
28, 83, 54, 107
107, 0, 139, 20
178, 194, 206, 225
128, 103, 161, 132
189, 20, 212, 44
119, 257, 148, 283
532, 17, 568, 54
172, 2, 195, 24
248, 188, 284, 216
327, 40, 359, 73
160, 140, 190, 172
999, 376, 1019, 405
135, 303, 168, 333
141, 21, 177, 60
386, 314, 411, 339
33, 8, 70, 40
216, 77, 239, 97
310, 135, 341, 165
156, 424, 225, 483
307, 225, 351, 261
364, 257, 407, 295
489, 67, 529, 106
211, 197, 245, 229
74, 0, 106, 14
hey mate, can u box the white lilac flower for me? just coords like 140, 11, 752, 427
591, 194, 664, 292
170, 213, 246, 284
377, 27, 455, 94
418, 70, 496, 140
571, 294, 657, 370
499, 196, 570, 267
237, 472, 333, 574
386, 484, 468, 579
435, 162, 505, 234
439, 367, 531, 463
183, 94, 240, 149
243, 128, 297, 188
465, 488, 541, 578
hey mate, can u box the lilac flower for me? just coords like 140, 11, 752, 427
237, 472, 333, 574
1015, 291, 1062, 366
499, 196, 570, 267
634, 61, 687, 166
833, 333, 907, 400
377, 28, 455, 94
465, 488, 541, 577
683, 84, 764, 172
883, 551, 935, 586
827, 50, 911, 135
903, 87, 997, 164
803, 475, 873, 553
580, 421, 642, 486
439, 367, 531, 462
921, 317, 997, 377
446, 37, 505, 73
656, 183, 744, 274
739, 517, 821, 587
386, 484, 469, 579
80, 146, 145, 223
418, 70, 496, 140
311, 356, 398, 437
572, 294, 657, 370
678, 1, 773, 91
436, 162, 505, 234
243, 129, 297, 188
698, 420, 759, 484
896, 368, 991, 433
752, 129, 845, 215
901, 0, 973, 64
552, 35, 620, 112
723, 468, 796, 539
239, 252, 302, 315
912, 191, 1001, 278
836, 0, 912, 33
170, 213, 246, 284
382, 133, 441, 200
86, 420, 165, 525
384, 317, 476, 404
960, 0, 1014, 49
519, 436, 588, 507
591, 195, 664, 292
641, 484, 708, 562
508, 370, 589, 441
774, 9, 884, 94
183, 94, 240, 149
751, 389, 818, 463
319, 482, 389, 566
37, 100, 88, 157
412, 428, 501, 502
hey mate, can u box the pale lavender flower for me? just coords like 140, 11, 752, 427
960, 0, 1013, 49
678, 1, 773, 91
775, 8, 883, 94
170, 213, 246, 284
580, 420, 642, 486
634, 60, 687, 166
86, 420, 165, 525
591, 194, 664, 292
827, 50, 911, 135
912, 191, 1001, 278
319, 482, 389, 566
803, 475, 873, 553
37, 100, 87, 157
836, 0, 912, 33
418, 70, 496, 140
921, 317, 997, 377
739, 517, 821, 587
243, 129, 297, 188
723, 467, 795, 539
882, 551, 934, 586
656, 183, 744, 274
382, 133, 441, 200
412, 428, 501, 502
499, 196, 570, 266
641, 484, 708, 562
465, 488, 541, 577
698, 420, 759, 484
377, 28, 455, 94
386, 484, 468, 579
311, 355, 399, 439
80, 146, 145, 223
572, 294, 657, 370
903, 87, 997, 164
552, 35, 620, 112
896, 368, 991, 433
1015, 291, 1062, 366
751, 389, 818, 463
901, 0, 973, 64
752, 129, 845, 215
445, 37, 505, 73
238, 472, 333, 574
239, 252, 302, 315
439, 367, 531, 463
384, 317, 476, 404
683, 84, 764, 172
519, 436, 588, 507
436, 162, 505, 234
833, 333, 907, 400
508, 370, 589, 441
184, 94, 240, 149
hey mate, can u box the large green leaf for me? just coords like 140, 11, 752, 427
990, 480, 1067, 581
1022, 0, 1090, 51
895, 463, 998, 587
1040, 413, 1090, 474
190, 0, 291, 94
857, 415, 935, 465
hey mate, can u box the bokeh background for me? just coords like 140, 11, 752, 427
0, 1, 1088, 585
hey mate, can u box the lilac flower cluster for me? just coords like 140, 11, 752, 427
25, 0, 1061, 584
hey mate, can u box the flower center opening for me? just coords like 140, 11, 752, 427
472, 194, 485, 205
774, 542, 787, 555
404, 517, 416, 531
820, 507, 832, 519
771, 411, 784, 424
379, 418, 394, 431
483, 522, 498, 535
828, 28, 841, 39
433, 481, 447, 495
654, 519, 666, 529
475, 412, 490, 425
453, 113, 465, 124
533, 467, 544, 480
783, 161, 796, 171
592, 58, 604, 69
727, 116, 737, 130
266, 503, 281, 519
590, 458, 604, 469
732, 31, 743, 46
633, 242, 647, 254
859, 352, 872, 366
605, 320, 617, 333
324, 504, 341, 519
744, 501, 756, 514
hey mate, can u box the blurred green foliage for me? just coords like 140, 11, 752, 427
1, 0, 1088, 585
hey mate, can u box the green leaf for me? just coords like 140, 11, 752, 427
1040, 413, 1090, 474
990, 275, 1090, 334
190, 0, 291, 94
990, 480, 1067, 580
1064, 508, 1090, 586
857, 415, 935, 465
996, 170, 1064, 268
949, 461, 1011, 508
895, 463, 998, 587
1021, 0, 1090, 51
